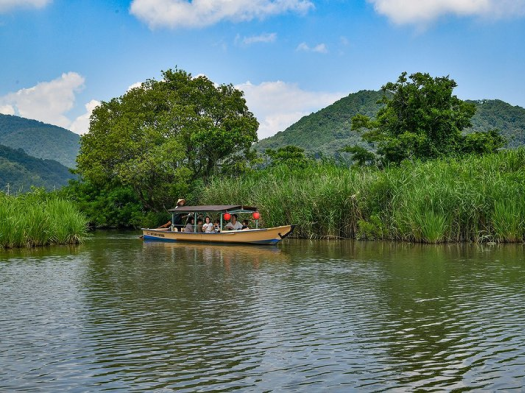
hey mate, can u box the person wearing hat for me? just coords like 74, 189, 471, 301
171, 198, 187, 231
156, 198, 187, 231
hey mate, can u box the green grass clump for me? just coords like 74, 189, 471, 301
0, 190, 88, 249
198, 149, 525, 243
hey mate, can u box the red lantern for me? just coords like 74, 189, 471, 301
252, 212, 260, 220
223, 212, 231, 221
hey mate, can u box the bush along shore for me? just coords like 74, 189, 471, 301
0, 190, 87, 249
200, 149, 525, 244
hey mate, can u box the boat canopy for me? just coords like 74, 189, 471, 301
168, 205, 257, 213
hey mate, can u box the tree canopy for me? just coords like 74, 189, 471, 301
350, 72, 505, 165
264, 145, 312, 169
76, 68, 259, 212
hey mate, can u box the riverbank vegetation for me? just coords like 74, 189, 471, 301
4, 69, 522, 247
0, 190, 87, 249
199, 148, 525, 243
61, 69, 523, 244
197, 72, 521, 243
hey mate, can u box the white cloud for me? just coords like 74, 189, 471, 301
0, 72, 101, 135
130, 0, 314, 29
0, 0, 51, 13
368, 0, 525, 25
127, 81, 143, 91
296, 42, 309, 51
70, 100, 100, 135
0, 72, 85, 129
0, 104, 15, 115
240, 32, 277, 45
296, 42, 328, 53
236, 80, 345, 139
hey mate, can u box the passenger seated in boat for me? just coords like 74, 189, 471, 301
213, 219, 221, 233
225, 214, 243, 230
196, 217, 204, 232
202, 216, 214, 233
184, 217, 195, 232
241, 220, 250, 230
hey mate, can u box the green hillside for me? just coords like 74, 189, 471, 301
256, 90, 383, 158
0, 114, 80, 168
0, 144, 76, 193
256, 91, 525, 156
467, 99, 525, 148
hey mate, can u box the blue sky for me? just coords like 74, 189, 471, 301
1, 0, 524, 139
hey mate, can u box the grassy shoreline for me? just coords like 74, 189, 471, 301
199, 149, 525, 244
0, 190, 87, 249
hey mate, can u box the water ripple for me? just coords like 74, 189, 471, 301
1, 239, 525, 391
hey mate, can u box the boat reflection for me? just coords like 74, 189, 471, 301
142, 240, 291, 269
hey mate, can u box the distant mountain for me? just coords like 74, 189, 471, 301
467, 99, 525, 148
0, 144, 76, 193
256, 91, 525, 157
256, 90, 384, 158
0, 114, 80, 168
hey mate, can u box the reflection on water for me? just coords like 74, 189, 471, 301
143, 240, 290, 269
1, 234, 524, 391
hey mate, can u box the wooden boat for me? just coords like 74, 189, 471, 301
141, 204, 295, 245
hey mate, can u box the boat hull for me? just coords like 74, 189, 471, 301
141, 225, 295, 245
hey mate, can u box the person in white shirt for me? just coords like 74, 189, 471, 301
202, 216, 215, 233
225, 214, 243, 230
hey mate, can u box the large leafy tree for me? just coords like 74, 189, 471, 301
77, 68, 259, 211
350, 72, 505, 165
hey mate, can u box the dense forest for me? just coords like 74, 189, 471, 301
256, 91, 525, 157
0, 144, 76, 193
0, 114, 80, 168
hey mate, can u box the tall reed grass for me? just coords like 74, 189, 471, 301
199, 149, 525, 243
0, 190, 87, 249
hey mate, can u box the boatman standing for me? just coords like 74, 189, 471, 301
171, 198, 186, 231
156, 198, 186, 231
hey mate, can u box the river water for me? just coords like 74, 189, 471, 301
1, 232, 524, 391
